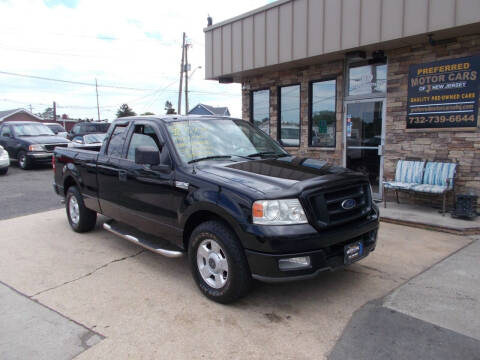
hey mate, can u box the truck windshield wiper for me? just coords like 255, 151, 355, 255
247, 151, 287, 158
188, 155, 232, 164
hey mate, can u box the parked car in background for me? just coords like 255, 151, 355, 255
67, 121, 110, 140
68, 133, 106, 151
44, 123, 68, 138
53, 115, 379, 303
0, 145, 9, 175
0, 121, 70, 169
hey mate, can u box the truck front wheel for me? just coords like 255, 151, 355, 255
189, 221, 252, 303
66, 186, 97, 233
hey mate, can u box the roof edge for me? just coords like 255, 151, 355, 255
0, 108, 43, 122
204, 0, 291, 32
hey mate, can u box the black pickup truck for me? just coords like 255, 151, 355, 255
53, 115, 379, 303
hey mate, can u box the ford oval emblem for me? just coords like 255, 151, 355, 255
341, 199, 356, 210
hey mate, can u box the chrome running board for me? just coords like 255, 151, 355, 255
103, 221, 184, 258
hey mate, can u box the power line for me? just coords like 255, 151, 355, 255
0, 70, 241, 98
0, 70, 153, 91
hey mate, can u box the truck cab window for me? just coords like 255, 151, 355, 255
107, 125, 128, 157
127, 125, 161, 161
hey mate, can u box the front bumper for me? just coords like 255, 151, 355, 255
27, 151, 52, 163
240, 205, 379, 282
246, 229, 377, 282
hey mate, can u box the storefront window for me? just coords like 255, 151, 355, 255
348, 63, 387, 96
251, 89, 270, 134
309, 79, 336, 147
278, 84, 300, 147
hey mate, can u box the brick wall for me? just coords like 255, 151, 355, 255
242, 33, 480, 207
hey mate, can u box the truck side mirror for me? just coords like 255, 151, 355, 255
135, 146, 160, 166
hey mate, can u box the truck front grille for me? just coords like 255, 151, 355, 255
305, 183, 371, 228
44, 143, 69, 152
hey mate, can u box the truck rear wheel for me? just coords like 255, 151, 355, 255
66, 186, 97, 233
188, 221, 252, 303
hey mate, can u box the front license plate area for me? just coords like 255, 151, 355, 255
344, 241, 364, 265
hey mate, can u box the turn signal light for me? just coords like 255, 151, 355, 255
252, 202, 263, 218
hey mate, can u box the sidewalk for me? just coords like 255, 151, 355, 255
380, 202, 480, 235
0, 282, 102, 360
329, 238, 480, 360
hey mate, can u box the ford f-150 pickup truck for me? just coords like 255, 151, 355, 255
53, 115, 379, 303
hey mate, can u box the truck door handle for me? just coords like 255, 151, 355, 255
118, 170, 127, 182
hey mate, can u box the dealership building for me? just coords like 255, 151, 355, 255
204, 0, 480, 206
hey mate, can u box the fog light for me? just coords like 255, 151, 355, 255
278, 256, 311, 271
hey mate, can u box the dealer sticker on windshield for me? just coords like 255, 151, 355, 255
344, 241, 364, 265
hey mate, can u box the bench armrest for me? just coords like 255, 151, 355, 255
446, 177, 454, 189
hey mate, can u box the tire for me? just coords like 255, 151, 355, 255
17, 151, 31, 170
188, 221, 252, 304
0, 167, 7, 175
66, 186, 97, 233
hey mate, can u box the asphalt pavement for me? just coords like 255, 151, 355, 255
0, 164, 62, 220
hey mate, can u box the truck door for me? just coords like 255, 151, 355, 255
97, 122, 130, 220
118, 122, 181, 241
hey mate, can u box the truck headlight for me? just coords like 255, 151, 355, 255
28, 144, 44, 151
252, 199, 308, 225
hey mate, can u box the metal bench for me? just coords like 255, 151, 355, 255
384, 160, 457, 215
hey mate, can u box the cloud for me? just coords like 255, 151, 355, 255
0, 0, 271, 119
44, 0, 79, 9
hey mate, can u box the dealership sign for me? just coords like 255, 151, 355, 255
407, 55, 479, 129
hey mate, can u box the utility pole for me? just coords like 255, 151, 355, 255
53, 101, 56, 123
184, 42, 190, 114
29, 104, 32, 113
177, 32, 186, 115
95, 78, 101, 121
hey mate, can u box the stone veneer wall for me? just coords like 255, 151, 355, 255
385, 34, 480, 207
242, 33, 480, 208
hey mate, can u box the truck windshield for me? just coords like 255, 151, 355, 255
166, 119, 288, 163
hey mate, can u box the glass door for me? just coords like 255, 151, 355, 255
344, 100, 385, 199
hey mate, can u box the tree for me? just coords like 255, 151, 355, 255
40, 107, 54, 120
141, 111, 155, 115
164, 100, 176, 115
116, 104, 136, 118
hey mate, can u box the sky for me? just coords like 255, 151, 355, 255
0, 0, 274, 120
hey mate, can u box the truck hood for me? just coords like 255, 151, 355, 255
198, 156, 368, 198
17, 135, 70, 144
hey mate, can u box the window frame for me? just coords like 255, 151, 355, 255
250, 88, 271, 135
124, 121, 164, 162
277, 83, 301, 148
105, 123, 130, 158
308, 77, 338, 148
345, 57, 387, 100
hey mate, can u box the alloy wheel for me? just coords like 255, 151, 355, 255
196, 238, 229, 289
68, 195, 80, 225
